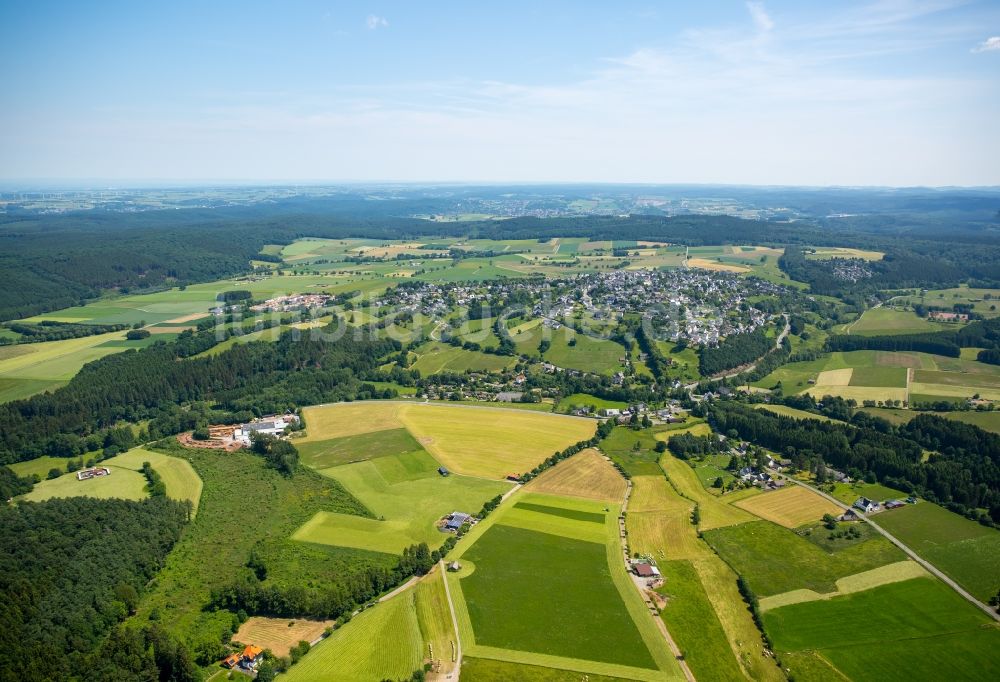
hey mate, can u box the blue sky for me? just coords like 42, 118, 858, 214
1, 1, 998, 186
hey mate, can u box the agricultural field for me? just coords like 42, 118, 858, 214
297, 427, 427, 469
829, 481, 907, 506
702, 519, 905, 597
293, 451, 510, 554
233, 617, 332, 657
7, 455, 78, 479
655, 560, 745, 682
409, 341, 515, 374
556, 392, 627, 413
19, 464, 148, 503
753, 403, 833, 422
300, 401, 595, 480
733, 485, 842, 528
0, 330, 147, 402
397, 404, 596, 479
876, 501, 1000, 602
526, 448, 626, 502
840, 306, 952, 336
657, 449, 755, 530
761, 577, 1000, 681
105, 447, 204, 514
447, 491, 682, 681
758, 559, 928, 611
460, 657, 630, 681
860, 406, 1000, 433
625, 474, 785, 681
755, 348, 1000, 405
282, 590, 423, 682
414, 569, 458, 677
805, 246, 884, 261
895, 285, 1000, 319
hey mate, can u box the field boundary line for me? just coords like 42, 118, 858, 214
777, 473, 1000, 623
439, 560, 463, 680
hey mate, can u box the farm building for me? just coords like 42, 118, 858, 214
853, 497, 881, 513
438, 466, 449, 477
233, 414, 299, 445
445, 512, 472, 532
76, 467, 111, 481
447, 561, 462, 572
632, 562, 660, 578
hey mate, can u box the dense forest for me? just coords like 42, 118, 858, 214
708, 402, 1000, 524
6, 191, 1000, 321
0, 324, 400, 464
0, 496, 191, 681
698, 326, 776, 376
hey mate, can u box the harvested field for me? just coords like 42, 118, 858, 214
759, 560, 928, 611
234, 617, 333, 657
164, 312, 210, 324
734, 485, 842, 528
687, 258, 750, 273
300, 402, 404, 441
398, 404, 595, 479
815, 368, 853, 386
526, 449, 626, 502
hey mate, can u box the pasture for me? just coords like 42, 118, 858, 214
829, 481, 906, 506
658, 451, 754, 530
842, 307, 950, 336
702, 520, 904, 597
624, 477, 786, 682
300, 402, 404, 441
8, 455, 78, 479
656, 560, 745, 682
459, 658, 628, 681
758, 560, 928, 611
446, 491, 682, 680
233, 617, 332, 657
876, 501, 1000, 602
294, 453, 510, 554
761, 577, 1000, 681
556, 392, 627, 413
526, 448, 626, 502
410, 341, 515, 375
297, 427, 426, 469
105, 447, 204, 514
734, 485, 842, 528
19, 465, 148, 503
282, 591, 423, 682
460, 521, 658, 668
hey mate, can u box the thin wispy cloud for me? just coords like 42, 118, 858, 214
366, 15, 388, 30
973, 36, 1000, 52
746, 2, 774, 32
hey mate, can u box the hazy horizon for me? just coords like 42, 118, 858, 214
3, 1, 999, 186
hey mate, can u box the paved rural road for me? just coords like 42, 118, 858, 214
618, 477, 697, 682
779, 474, 1000, 623
439, 560, 463, 680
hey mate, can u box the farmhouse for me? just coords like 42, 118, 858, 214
222, 645, 265, 671
76, 467, 111, 481
444, 512, 472, 532
853, 497, 881, 513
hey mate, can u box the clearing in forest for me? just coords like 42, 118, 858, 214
234, 618, 333, 658
526, 448, 626, 502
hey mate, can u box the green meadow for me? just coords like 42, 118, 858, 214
294, 451, 510, 554
876, 502, 1000, 602
763, 577, 1000, 681
702, 520, 904, 597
